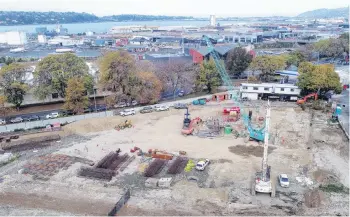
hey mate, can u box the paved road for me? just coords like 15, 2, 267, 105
334, 89, 349, 137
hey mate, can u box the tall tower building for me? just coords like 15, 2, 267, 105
210, 15, 216, 27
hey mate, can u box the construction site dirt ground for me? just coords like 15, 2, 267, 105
0, 101, 349, 216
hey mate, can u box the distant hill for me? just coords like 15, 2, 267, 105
0, 11, 195, 26
100, 14, 194, 22
297, 7, 349, 18
0, 11, 99, 25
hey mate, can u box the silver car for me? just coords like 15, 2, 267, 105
10, 117, 23, 123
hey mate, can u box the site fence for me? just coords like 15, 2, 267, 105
0, 111, 114, 133
108, 188, 131, 216
0, 91, 235, 133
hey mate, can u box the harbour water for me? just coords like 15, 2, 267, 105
0, 48, 103, 58
0, 20, 246, 34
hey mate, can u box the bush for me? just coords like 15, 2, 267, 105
312, 101, 323, 110
13, 128, 25, 132
319, 184, 349, 193
32, 126, 45, 130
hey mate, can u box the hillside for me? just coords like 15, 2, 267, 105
0, 11, 99, 25
101, 14, 194, 21
0, 11, 194, 26
297, 7, 349, 18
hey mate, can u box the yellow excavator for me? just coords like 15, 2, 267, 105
115, 120, 132, 131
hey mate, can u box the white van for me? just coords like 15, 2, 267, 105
119, 109, 136, 116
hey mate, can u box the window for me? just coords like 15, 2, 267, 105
264, 87, 269, 91
291, 89, 294, 92
253, 87, 259, 90
51, 93, 59, 99
280, 88, 285, 91
243, 86, 248, 90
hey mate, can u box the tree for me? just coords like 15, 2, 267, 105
63, 77, 89, 114
155, 60, 197, 99
33, 53, 92, 100
225, 47, 253, 77
297, 62, 342, 94
312, 36, 349, 58
0, 95, 12, 118
0, 63, 29, 109
249, 56, 286, 81
98, 51, 136, 103
283, 50, 307, 67
137, 71, 163, 104
196, 58, 220, 93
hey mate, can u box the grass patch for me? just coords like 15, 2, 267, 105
319, 184, 349, 194
0, 154, 20, 167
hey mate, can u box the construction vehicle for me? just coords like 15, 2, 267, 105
115, 120, 132, 131
203, 35, 266, 142
330, 104, 342, 122
183, 108, 191, 126
251, 100, 275, 197
182, 117, 202, 135
297, 93, 318, 104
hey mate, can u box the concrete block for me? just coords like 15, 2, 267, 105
145, 178, 158, 188
158, 177, 173, 188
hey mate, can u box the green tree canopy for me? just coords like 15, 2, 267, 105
33, 53, 92, 100
0, 63, 29, 108
196, 58, 220, 93
312, 36, 349, 58
63, 77, 89, 114
225, 47, 253, 77
297, 62, 342, 94
249, 56, 286, 81
0, 95, 13, 118
98, 51, 135, 93
283, 50, 307, 67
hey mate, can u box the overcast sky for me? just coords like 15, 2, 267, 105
0, 0, 348, 17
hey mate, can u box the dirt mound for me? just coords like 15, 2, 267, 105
313, 169, 339, 184
228, 145, 276, 157
62, 116, 140, 135
304, 189, 323, 208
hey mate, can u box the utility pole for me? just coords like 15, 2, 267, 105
93, 88, 97, 112
262, 100, 271, 182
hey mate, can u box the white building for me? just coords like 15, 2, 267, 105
210, 15, 216, 27
240, 83, 301, 101
0, 31, 27, 45
48, 36, 84, 46
38, 35, 47, 44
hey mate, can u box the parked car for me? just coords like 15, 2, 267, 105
155, 105, 170, 112
278, 174, 290, 188
61, 110, 75, 116
96, 105, 107, 112
174, 103, 188, 109
140, 106, 153, 114
0, 119, 6, 125
178, 91, 185, 97
119, 109, 136, 116
131, 100, 138, 106
84, 107, 92, 113
23, 115, 40, 122
195, 159, 210, 171
46, 112, 59, 119
114, 102, 128, 108
10, 117, 23, 123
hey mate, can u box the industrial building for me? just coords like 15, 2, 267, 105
210, 15, 216, 26
240, 83, 301, 101
47, 36, 84, 46
0, 31, 28, 45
